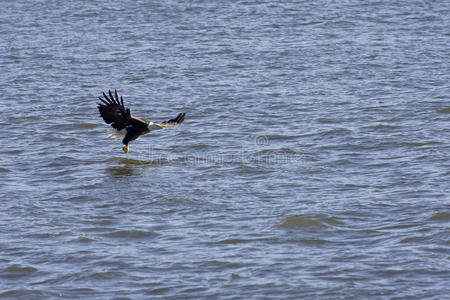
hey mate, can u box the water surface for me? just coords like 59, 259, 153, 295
1, 1, 449, 299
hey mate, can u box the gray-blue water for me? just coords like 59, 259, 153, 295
1, 1, 449, 299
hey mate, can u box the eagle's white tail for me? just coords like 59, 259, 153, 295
107, 129, 126, 140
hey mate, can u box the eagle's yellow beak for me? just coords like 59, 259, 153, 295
122, 145, 129, 153
158, 124, 164, 130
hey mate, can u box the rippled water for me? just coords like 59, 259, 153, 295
1, 0, 449, 299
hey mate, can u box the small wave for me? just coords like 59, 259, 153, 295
257, 147, 300, 155
278, 215, 341, 229
77, 123, 99, 129
279, 216, 326, 228
0, 289, 60, 298
429, 212, 450, 222
102, 229, 158, 239
4, 149, 24, 155
217, 239, 249, 244
190, 143, 215, 150
362, 123, 401, 130
83, 271, 125, 281
67, 195, 90, 202
303, 238, 329, 245
216, 237, 275, 245
48, 123, 98, 130
26, 232, 63, 239
23, 115, 42, 121
1, 265, 37, 279
316, 117, 337, 124
0, 167, 11, 172
45, 155, 79, 168
146, 287, 173, 295
306, 128, 353, 138
254, 148, 315, 164
404, 141, 439, 147
265, 134, 301, 141
437, 107, 450, 114
77, 183, 98, 190
233, 163, 271, 176
374, 140, 439, 150
229, 64, 245, 69
290, 238, 330, 246
69, 236, 95, 243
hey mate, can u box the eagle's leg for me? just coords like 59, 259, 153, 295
122, 144, 129, 153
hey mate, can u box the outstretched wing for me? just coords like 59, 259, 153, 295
156, 112, 186, 128
97, 89, 148, 131
97, 89, 130, 131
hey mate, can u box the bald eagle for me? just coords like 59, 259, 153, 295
97, 89, 185, 153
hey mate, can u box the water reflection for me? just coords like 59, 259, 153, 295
105, 157, 156, 177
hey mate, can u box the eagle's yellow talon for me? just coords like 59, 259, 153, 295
122, 145, 129, 153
